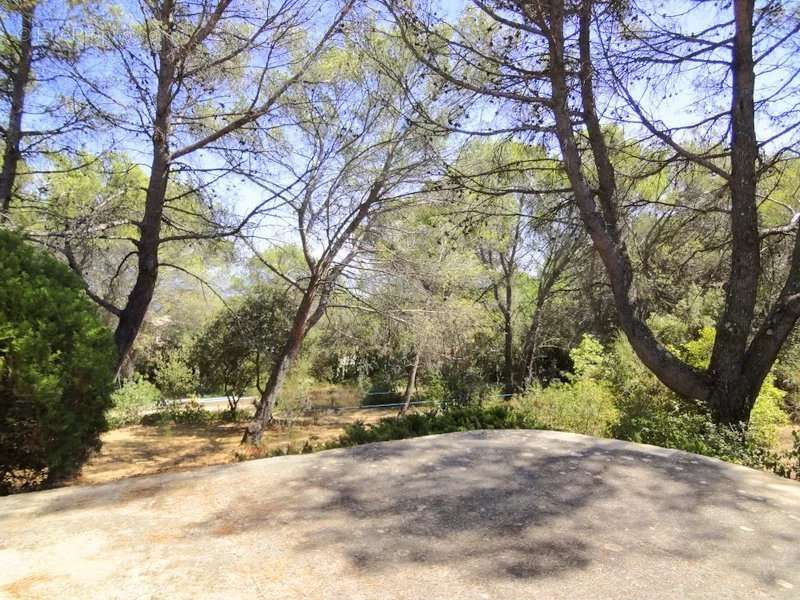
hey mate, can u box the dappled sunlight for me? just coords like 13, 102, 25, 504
74, 409, 397, 486
2, 431, 798, 598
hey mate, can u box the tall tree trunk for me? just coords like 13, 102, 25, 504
542, 0, 777, 424
707, 0, 759, 423
501, 282, 515, 396
242, 287, 317, 444
544, 0, 711, 405
520, 292, 546, 388
0, 3, 34, 215
399, 350, 420, 415
113, 1, 176, 372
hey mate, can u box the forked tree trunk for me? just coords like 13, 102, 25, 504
536, 0, 797, 425
112, 3, 176, 373
399, 350, 420, 415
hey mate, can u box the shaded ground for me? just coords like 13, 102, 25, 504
75, 409, 394, 486
2, 430, 798, 599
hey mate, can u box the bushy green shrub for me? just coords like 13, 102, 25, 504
0, 231, 115, 493
568, 334, 608, 381
419, 371, 447, 403
517, 334, 618, 437
154, 345, 197, 400
606, 335, 700, 443
748, 373, 789, 446
335, 404, 539, 447
607, 331, 789, 449
140, 399, 215, 426
439, 365, 498, 404
522, 380, 618, 437
106, 376, 162, 428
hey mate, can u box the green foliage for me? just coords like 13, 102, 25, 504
335, 404, 540, 447
106, 376, 161, 429
517, 334, 618, 437
527, 330, 794, 477
606, 328, 789, 448
154, 345, 197, 400
439, 365, 500, 405
191, 285, 295, 414
674, 326, 789, 444
0, 231, 115, 494
770, 431, 800, 480
522, 380, 619, 437
139, 400, 246, 426
419, 371, 448, 403
606, 335, 697, 443
568, 334, 607, 381
774, 339, 800, 423
748, 373, 789, 447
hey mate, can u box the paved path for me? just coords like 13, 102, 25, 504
1, 430, 799, 599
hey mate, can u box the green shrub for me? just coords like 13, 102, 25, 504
770, 431, 800, 479
749, 373, 789, 446
568, 334, 608, 381
335, 404, 539, 447
522, 380, 618, 437
419, 371, 447, 403
0, 231, 115, 493
154, 345, 197, 400
140, 399, 215, 426
106, 377, 162, 428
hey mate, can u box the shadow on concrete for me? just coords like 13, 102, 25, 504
185, 430, 800, 586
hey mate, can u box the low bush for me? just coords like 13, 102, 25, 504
154, 345, 197, 400
769, 431, 800, 480
139, 401, 248, 426
235, 404, 540, 462
748, 373, 789, 447
336, 404, 538, 446
521, 380, 618, 437
106, 377, 162, 428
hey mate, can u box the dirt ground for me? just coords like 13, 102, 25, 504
74, 409, 797, 488
74, 409, 395, 486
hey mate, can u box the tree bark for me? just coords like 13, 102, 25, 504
540, 0, 787, 424
242, 284, 318, 444
707, 0, 760, 423
399, 350, 420, 415
501, 280, 515, 395
0, 3, 35, 215
112, 1, 176, 372
544, 0, 711, 404
520, 290, 546, 388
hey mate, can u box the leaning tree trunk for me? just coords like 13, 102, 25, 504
112, 8, 176, 373
0, 4, 34, 215
520, 285, 549, 389
242, 288, 317, 445
398, 350, 421, 415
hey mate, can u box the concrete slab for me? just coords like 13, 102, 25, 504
1, 430, 799, 599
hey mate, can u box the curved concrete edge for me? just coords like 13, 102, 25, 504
1, 429, 798, 508
1, 430, 798, 599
